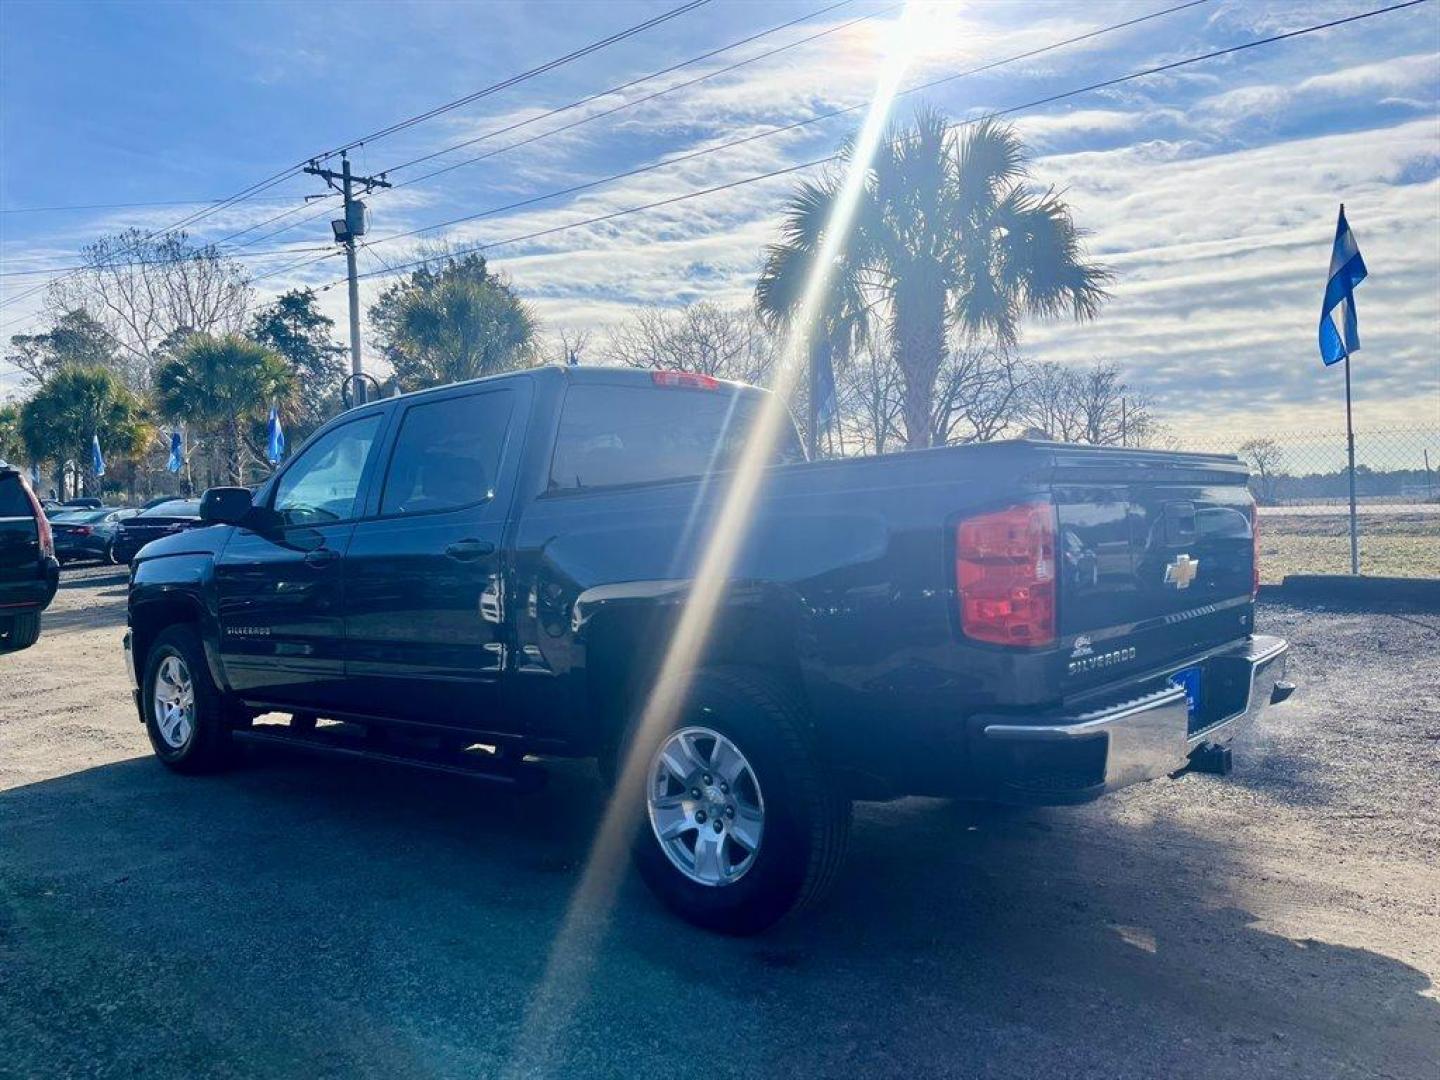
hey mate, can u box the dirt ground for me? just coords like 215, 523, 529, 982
1, 567, 1437, 1079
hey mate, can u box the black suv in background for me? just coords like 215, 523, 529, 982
0, 463, 59, 652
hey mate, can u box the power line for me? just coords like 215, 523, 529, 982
330, 0, 1429, 288
378, 0, 868, 178
311, 0, 714, 163
0, 244, 334, 278
207, 193, 343, 251
0, 0, 716, 314
0, 194, 309, 215
344, 0, 1215, 256
221, 1, 883, 255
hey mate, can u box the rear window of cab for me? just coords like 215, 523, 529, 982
548, 384, 803, 492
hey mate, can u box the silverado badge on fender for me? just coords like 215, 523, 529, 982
1164, 553, 1200, 589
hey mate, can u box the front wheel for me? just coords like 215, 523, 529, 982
142, 625, 235, 773
622, 669, 850, 935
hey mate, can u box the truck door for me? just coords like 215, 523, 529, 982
340, 383, 527, 734
215, 412, 386, 709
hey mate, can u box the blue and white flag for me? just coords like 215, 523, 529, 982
1319, 204, 1368, 366
266, 405, 285, 466
91, 434, 105, 478
166, 430, 184, 474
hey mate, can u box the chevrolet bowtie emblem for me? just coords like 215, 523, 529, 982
1164, 553, 1200, 589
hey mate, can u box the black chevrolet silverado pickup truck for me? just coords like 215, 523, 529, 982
1, 463, 59, 652
124, 366, 1293, 932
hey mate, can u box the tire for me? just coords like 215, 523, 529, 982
142, 624, 236, 773
0, 611, 41, 652
104, 540, 117, 565
620, 668, 850, 935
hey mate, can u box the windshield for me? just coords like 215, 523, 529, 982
52, 510, 112, 524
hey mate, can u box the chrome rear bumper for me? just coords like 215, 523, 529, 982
977, 635, 1291, 801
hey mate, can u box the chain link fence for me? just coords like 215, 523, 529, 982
1176, 427, 1439, 582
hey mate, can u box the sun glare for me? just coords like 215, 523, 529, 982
503, 6, 923, 1074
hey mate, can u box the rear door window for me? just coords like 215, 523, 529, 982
380, 390, 515, 516
0, 476, 34, 518
548, 385, 802, 492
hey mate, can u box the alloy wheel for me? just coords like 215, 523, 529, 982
647, 725, 765, 887
153, 654, 196, 750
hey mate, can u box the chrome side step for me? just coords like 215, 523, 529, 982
231, 724, 546, 792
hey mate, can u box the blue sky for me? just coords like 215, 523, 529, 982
2, 0, 1437, 441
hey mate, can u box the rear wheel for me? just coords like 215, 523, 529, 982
622, 669, 850, 935
0, 611, 41, 651
143, 625, 235, 773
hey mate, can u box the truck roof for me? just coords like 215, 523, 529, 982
364, 364, 763, 411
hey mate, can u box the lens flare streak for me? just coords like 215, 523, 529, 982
504, 7, 923, 1073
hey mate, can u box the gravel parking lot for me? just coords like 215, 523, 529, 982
2, 570, 1437, 1079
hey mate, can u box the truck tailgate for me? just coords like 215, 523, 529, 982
1051, 447, 1255, 693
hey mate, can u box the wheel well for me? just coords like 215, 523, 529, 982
585, 601, 807, 760
130, 595, 202, 675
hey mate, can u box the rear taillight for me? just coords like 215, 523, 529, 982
1251, 508, 1260, 597
956, 503, 1056, 647
74, 526, 93, 536
651, 370, 720, 390
19, 478, 53, 558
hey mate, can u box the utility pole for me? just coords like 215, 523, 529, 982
304, 151, 390, 406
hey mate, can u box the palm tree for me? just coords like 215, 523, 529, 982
757, 107, 1111, 449
0, 403, 23, 465
18, 365, 150, 498
754, 178, 871, 454
153, 334, 294, 486
370, 253, 537, 391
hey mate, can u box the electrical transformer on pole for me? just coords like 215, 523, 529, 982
304, 151, 390, 406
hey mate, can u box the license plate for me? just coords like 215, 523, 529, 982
1171, 665, 1203, 717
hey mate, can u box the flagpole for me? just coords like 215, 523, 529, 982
1344, 353, 1359, 574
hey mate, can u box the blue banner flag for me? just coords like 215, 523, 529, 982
91, 434, 105, 478
166, 430, 184, 473
266, 406, 285, 466
1319, 204, 1367, 366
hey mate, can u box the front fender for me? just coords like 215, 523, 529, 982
129, 549, 227, 692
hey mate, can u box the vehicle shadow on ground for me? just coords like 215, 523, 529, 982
2, 751, 1435, 1079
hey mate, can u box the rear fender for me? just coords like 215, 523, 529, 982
575, 578, 806, 755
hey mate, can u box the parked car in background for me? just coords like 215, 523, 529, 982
0, 463, 59, 652
111, 498, 203, 565
51, 507, 139, 564
61, 497, 104, 510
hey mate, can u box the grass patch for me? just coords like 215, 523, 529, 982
1257, 511, 1439, 581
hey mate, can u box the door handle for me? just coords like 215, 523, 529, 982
445, 538, 495, 562
304, 548, 339, 569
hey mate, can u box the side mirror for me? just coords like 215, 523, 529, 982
199, 486, 253, 526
